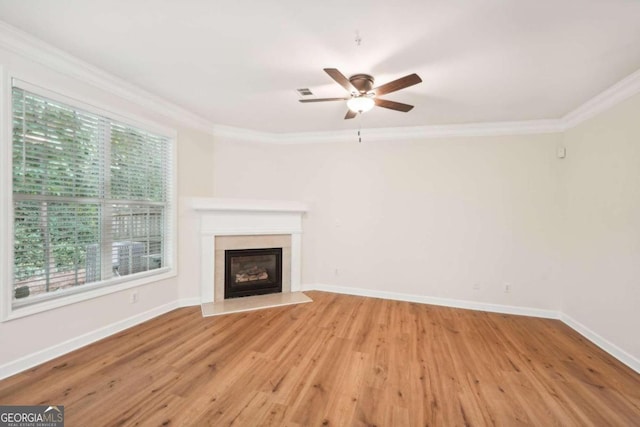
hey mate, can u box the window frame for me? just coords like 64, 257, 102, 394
1, 75, 178, 322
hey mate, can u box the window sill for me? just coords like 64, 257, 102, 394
2, 268, 176, 322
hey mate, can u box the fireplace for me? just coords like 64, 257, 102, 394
190, 197, 307, 304
224, 247, 283, 299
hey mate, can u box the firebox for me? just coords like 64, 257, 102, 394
224, 247, 283, 299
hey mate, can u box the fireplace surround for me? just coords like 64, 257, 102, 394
190, 198, 308, 305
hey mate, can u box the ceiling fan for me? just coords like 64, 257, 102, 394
299, 68, 422, 119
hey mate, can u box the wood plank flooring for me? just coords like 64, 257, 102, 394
0, 291, 639, 426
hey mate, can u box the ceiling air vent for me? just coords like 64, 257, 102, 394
296, 88, 314, 97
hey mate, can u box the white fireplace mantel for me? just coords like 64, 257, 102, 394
189, 198, 308, 303
191, 197, 308, 214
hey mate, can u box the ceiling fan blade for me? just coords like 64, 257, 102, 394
374, 98, 414, 112
324, 68, 357, 93
344, 109, 357, 120
373, 73, 422, 96
299, 97, 349, 103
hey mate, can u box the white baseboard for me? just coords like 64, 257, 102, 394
177, 297, 201, 307
561, 313, 640, 374
304, 284, 560, 319
304, 283, 639, 374
0, 300, 181, 380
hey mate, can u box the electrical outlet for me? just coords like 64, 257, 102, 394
473, 283, 481, 290
130, 291, 139, 304
504, 283, 511, 293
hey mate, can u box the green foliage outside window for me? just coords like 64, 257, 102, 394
12, 87, 169, 302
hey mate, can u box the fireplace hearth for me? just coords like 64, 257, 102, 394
224, 248, 283, 299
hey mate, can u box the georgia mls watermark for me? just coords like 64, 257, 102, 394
0, 405, 64, 427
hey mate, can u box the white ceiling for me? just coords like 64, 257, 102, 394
0, 0, 639, 133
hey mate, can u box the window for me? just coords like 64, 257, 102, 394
9, 82, 174, 312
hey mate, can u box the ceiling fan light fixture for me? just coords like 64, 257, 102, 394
347, 96, 375, 113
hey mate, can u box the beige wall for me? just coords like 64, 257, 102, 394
177, 128, 216, 301
213, 133, 564, 310
560, 91, 640, 362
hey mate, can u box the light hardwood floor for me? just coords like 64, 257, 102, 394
1, 291, 639, 426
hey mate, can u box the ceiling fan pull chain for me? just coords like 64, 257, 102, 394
359, 107, 368, 143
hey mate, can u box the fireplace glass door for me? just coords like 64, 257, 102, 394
224, 248, 282, 299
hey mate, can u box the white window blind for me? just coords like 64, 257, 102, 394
11, 85, 172, 308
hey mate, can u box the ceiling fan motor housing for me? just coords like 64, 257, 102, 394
349, 74, 375, 93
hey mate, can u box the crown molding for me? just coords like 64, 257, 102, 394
212, 68, 640, 144
213, 119, 566, 144
214, 64, 640, 144
562, 68, 640, 129
0, 21, 214, 133
2, 20, 639, 144
211, 124, 281, 143
212, 67, 640, 144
